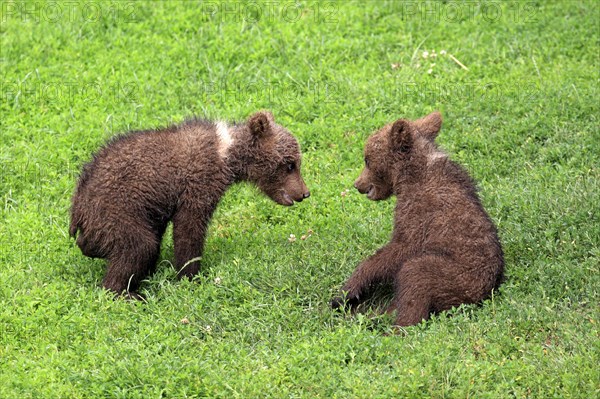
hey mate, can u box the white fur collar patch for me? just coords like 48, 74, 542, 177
215, 121, 233, 158
428, 150, 447, 164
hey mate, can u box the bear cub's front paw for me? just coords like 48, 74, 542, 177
330, 294, 359, 310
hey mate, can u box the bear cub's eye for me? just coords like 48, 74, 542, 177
364, 157, 370, 168
287, 162, 296, 172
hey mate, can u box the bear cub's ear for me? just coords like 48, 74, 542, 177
414, 111, 442, 140
248, 111, 274, 141
390, 119, 412, 153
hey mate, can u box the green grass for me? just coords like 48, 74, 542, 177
1, 0, 599, 397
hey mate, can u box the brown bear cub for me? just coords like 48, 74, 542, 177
70, 111, 310, 299
332, 112, 504, 327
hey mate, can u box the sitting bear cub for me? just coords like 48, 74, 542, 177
332, 112, 504, 326
70, 111, 310, 298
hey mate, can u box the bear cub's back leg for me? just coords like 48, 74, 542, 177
102, 227, 162, 298
76, 232, 106, 259
388, 255, 474, 326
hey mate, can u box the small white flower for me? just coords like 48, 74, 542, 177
288, 234, 296, 243
214, 277, 222, 285
422, 51, 429, 58
427, 68, 433, 74
205, 325, 212, 332
440, 50, 447, 55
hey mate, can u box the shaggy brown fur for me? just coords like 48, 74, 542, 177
332, 112, 504, 327
70, 111, 309, 298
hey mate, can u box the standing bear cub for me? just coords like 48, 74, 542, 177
70, 111, 310, 298
332, 112, 504, 327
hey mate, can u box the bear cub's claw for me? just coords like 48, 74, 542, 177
115, 291, 147, 302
